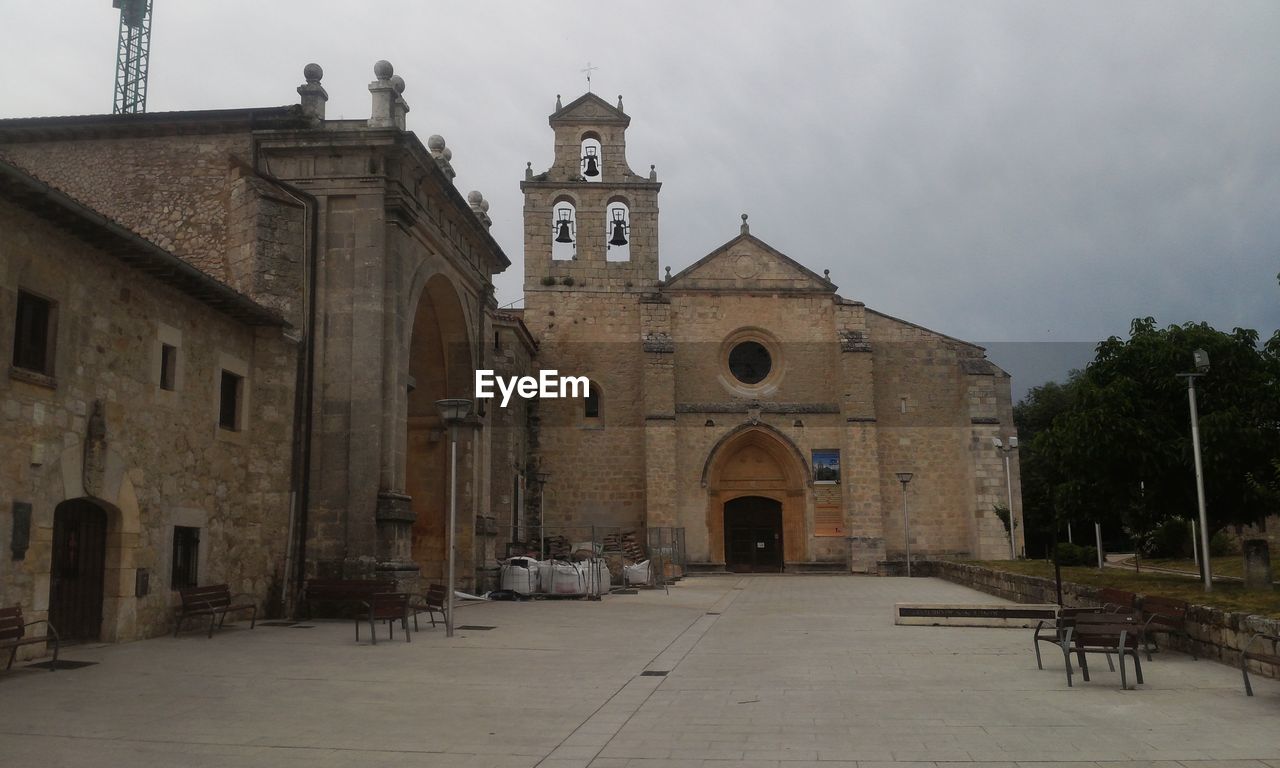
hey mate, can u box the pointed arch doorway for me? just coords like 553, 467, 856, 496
704, 425, 810, 571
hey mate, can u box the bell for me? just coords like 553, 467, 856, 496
555, 221, 574, 243
583, 155, 599, 177
609, 220, 628, 247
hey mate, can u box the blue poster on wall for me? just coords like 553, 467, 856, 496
812, 449, 840, 484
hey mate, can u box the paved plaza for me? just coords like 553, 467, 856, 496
1, 575, 1277, 768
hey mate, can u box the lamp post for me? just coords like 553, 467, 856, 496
993, 437, 1019, 559
435, 398, 472, 637
535, 471, 550, 560
1177, 348, 1212, 591
895, 472, 913, 577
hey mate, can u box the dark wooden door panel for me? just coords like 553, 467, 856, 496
49, 500, 107, 642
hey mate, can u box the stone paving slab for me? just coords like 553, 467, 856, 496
0, 575, 1276, 767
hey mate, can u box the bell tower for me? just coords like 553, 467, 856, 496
521, 93, 661, 294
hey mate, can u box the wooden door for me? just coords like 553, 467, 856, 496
49, 499, 108, 642
724, 496, 784, 573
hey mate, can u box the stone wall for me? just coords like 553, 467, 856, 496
0, 198, 296, 648
918, 560, 1280, 681
1, 133, 253, 283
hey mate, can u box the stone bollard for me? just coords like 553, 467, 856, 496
1242, 539, 1273, 591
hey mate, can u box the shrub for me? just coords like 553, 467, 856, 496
561, 276, 575, 286
1210, 529, 1238, 557
540, 276, 556, 286
1141, 518, 1194, 559
1054, 542, 1099, 566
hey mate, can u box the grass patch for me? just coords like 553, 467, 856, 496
1133, 556, 1244, 579
966, 559, 1280, 619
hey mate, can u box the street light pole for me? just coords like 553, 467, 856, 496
993, 437, 1019, 559
896, 472, 913, 577
435, 398, 473, 637
1178, 348, 1212, 591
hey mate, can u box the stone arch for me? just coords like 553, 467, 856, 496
403, 271, 475, 584
703, 425, 810, 566
36, 443, 141, 642
579, 132, 602, 181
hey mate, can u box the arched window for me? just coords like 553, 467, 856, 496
584, 381, 600, 419
605, 201, 631, 262
551, 200, 576, 261
580, 134, 602, 182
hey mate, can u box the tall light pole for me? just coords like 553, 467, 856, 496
436, 398, 472, 637
1177, 348, 1212, 591
896, 472, 913, 577
993, 437, 1019, 559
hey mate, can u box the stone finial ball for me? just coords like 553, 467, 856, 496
390, 75, 406, 94
427, 135, 446, 151
442, 147, 453, 161
303, 63, 323, 83
467, 190, 483, 205
480, 199, 490, 213
373, 60, 394, 80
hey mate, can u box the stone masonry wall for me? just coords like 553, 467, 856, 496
1, 133, 254, 283
0, 198, 296, 648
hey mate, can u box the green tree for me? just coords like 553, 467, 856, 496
1029, 318, 1280, 546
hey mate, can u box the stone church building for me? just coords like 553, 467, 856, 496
520, 93, 1021, 573
0, 64, 1019, 653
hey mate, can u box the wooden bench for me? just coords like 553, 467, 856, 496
409, 584, 448, 631
1064, 613, 1146, 689
356, 592, 410, 645
302, 578, 395, 619
1139, 595, 1194, 660
1240, 632, 1280, 696
175, 585, 258, 638
1, 606, 59, 672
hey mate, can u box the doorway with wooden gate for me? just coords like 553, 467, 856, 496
49, 499, 108, 642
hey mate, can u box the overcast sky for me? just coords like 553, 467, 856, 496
2, 1, 1277, 400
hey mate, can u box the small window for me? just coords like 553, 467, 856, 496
584, 384, 600, 419
160, 344, 177, 391
171, 526, 200, 589
13, 290, 54, 375
219, 370, 242, 430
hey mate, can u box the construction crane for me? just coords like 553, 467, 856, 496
112, 0, 153, 114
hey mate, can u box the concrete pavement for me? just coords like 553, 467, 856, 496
1, 575, 1277, 768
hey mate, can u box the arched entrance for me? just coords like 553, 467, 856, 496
404, 274, 473, 583
704, 425, 810, 569
49, 499, 108, 642
724, 496, 783, 572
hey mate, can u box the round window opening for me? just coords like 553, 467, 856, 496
728, 341, 772, 385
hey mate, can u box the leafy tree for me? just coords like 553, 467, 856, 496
1020, 318, 1280, 554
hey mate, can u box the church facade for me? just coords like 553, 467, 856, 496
519, 94, 1022, 572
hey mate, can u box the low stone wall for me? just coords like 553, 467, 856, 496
917, 559, 1280, 681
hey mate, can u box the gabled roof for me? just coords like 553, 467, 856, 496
663, 232, 837, 294
549, 92, 630, 127
0, 158, 287, 327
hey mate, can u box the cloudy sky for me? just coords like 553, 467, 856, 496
3, 1, 1277, 399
